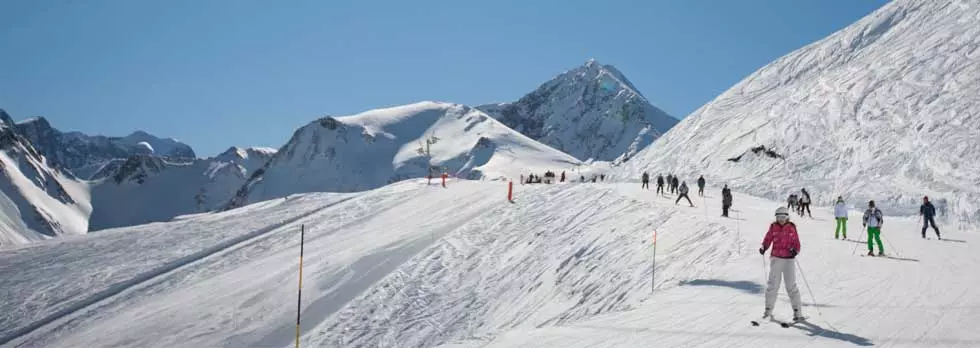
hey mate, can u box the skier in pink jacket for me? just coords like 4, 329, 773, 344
759, 206, 804, 321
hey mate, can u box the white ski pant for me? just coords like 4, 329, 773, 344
765, 257, 802, 311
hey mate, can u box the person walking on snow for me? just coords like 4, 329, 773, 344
721, 185, 733, 217
675, 181, 694, 207
863, 200, 885, 256
760, 207, 804, 321
697, 175, 706, 197
560, 171, 566, 183
656, 174, 665, 195
441, 171, 449, 188
671, 176, 680, 195
834, 196, 848, 240
920, 196, 941, 239
641, 172, 650, 189
787, 194, 797, 210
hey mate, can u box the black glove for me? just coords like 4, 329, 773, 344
759, 247, 766, 255
789, 248, 798, 257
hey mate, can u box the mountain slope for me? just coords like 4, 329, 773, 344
2, 181, 977, 348
0, 110, 91, 246
14, 117, 196, 180
478, 59, 678, 162
617, 0, 980, 224
227, 101, 580, 207
88, 147, 275, 230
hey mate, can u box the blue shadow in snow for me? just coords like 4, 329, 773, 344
678, 279, 763, 295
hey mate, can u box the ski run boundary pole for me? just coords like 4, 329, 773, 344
295, 224, 306, 348
651, 230, 658, 293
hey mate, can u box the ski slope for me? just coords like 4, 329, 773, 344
1, 181, 977, 348
616, 0, 980, 226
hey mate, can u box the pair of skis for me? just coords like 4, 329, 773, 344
751, 316, 805, 328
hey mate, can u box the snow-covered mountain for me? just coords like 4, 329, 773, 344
227, 101, 581, 208
617, 0, 980, 224
88, 147, 275, 231
478, 59, 678, 162
14, 117, 196, 180
0, 110, 91, 246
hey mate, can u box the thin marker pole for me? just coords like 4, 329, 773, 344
295, 224, 305, 348
651, 230, 658, 293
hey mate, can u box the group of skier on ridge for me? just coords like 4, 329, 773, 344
638, 172, 946, 323
761, 192, 943, 323
640, 172, 708, 208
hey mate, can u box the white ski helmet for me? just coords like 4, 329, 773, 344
775, 207, 790, 217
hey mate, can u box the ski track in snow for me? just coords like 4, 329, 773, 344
2, 180, 977, 348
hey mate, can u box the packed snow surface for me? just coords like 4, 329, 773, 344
2, 180, 977, 348
616, 0, 980, 225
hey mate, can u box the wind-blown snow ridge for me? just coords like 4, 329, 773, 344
478, 59, 678, 162
13, 116, 196, 179
227, 101, 580, 207
0, 111, 91, 246
617, 0, 980, 225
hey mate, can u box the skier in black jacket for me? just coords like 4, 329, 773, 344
697, 175, 706, 197
641, 172, 650, 189
671, 176, 680, 194
920, 196, 941, 239
656, 174, 665, 195
721, 185, 733, 217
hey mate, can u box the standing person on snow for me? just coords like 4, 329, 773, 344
697, 175, 706, 197
787, 194, 797, 210
671, 176, 680, 195
560, 171, 566, 183
863, 200, 885, 256
656, 174, 665, 195
675, 181, 694, 207
721, 185, 733, 217
799, 189, 813, 217
641, 172, 650, 189
760, 207, 804, 321
834, 196, 848, 240
920, 196, 941, 239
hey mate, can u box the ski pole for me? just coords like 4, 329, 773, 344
795, 259, 841, 332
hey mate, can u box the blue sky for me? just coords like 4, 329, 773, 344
0, 0, 889, 157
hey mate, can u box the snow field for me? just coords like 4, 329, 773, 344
0, 180, 976, 348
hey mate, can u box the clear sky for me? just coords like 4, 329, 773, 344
0, 0, 890, 157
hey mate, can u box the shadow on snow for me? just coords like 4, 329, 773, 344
678, 279, 763, 295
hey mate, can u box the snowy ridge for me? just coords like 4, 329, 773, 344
14, 116, 196, 180
616, 0, 980, 225
0, 110, 91, 246
227, 101, 580, 207
478, 59, 678, 162
88, 148, 274, 231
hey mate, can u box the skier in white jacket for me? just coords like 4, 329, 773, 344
834, 196, 848, 240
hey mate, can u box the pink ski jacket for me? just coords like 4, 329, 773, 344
762, 222, 801, 259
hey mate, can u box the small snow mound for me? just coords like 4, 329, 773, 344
135, 141, 154, 154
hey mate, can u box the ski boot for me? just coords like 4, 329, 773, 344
763, 308, 772, 319
867, 250, 875, 256
878, 251, 886, 257
793, 309, 805, 322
